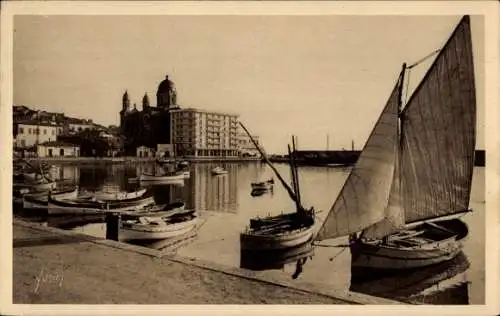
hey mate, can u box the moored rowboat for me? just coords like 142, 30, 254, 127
94, 188, 147, 201
240, 211, 315, 251
120, 212, 200, 241
47, 193, 155, 215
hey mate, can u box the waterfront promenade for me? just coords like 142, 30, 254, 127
12, 219, 402, 305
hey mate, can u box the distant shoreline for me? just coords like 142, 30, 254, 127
18, 156, 263, 164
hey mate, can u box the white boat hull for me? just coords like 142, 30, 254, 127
120, 216, 199, 241
95, 188, 147, 201
139, 173, 185, 182
240, 225, 315, 251
47, 196, 155, 215
23, 188, 79, 209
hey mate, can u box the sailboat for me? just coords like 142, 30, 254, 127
314, 16, 476, 271
239, 128, 316, 251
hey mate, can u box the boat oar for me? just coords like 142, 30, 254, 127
312, 243, 350, 248
239, 122, 302, 209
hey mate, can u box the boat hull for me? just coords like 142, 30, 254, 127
139, 173, 185, 182
120, 216, 199, 241
23, 187, 79, 209
95, 188, 146, 201
14, 181, 57, 191
47, 196, 155, 215
351, 219, 467, 270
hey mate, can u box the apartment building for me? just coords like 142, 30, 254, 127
14, 121, 60, 148
170, 108, 239, 157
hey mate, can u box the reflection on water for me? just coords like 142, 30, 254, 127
350, 251, 470, 304
14, 162, 485, 304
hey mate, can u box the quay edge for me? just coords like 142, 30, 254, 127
12, 218, 404, 305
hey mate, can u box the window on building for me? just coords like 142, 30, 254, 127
52, 130, 55, 135
19, 127, 24, 134
28, 128, 32, 135
43, 129, 47, 135
60, 148, 64, 156
20, 139, 26, 147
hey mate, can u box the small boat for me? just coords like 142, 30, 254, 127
251, 178, 274, 190
120, 212, 200, 241
314, 16, 477, 271
13, 180, 57, 192
238, 129, 316, 251
23, 185, 79, 209
94, 188, 147, 201
122, 201, 190, 219
211, 166, 228, 175
47, 193, 155, 215
241, 211, 315, 251
139, 171, 185, 182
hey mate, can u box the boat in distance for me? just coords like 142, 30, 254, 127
139, 171, 186, 182
211, 166, 228, 175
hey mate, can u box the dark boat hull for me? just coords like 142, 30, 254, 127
350, 219, 468, 271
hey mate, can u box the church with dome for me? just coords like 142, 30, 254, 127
119, 74, 180, 155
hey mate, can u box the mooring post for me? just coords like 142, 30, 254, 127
105, 212, 121, 241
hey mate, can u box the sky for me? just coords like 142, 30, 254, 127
13, 15, 485, 154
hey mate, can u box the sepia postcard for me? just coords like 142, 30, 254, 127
1, 1, 499, 315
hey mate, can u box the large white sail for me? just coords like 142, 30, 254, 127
315, 70, 403, 241
400, 16, 476, 224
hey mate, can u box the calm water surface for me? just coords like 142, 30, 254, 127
15, 162, 485, 304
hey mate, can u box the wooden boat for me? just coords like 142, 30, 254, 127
314, 16, 477, 271
120, 212, 200, 241
122, 201, 189, 219
47, 193, 155, 215
241, 211, 315, 250
23, 185, 79, 209
211, 166, 227, 175
239, 127, 316, 251
13, 178, 57, 191
251, 178, 274, 190
94, 188, 147, 201
139, 171, 185, 182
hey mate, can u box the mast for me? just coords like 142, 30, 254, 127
291, 135, 302, 210
239, 122, 302, 208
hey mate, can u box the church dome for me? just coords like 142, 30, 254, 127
156, 74, 177, 107
157, 75, 173, 94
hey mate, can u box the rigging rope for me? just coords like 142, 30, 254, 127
404, 49, 441, 105
408, 49, 441, 69
328, 247, 347, 261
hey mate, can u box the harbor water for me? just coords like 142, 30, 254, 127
13, 162, 485, 304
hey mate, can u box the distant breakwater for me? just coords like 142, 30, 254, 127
271, 149, 485, 167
